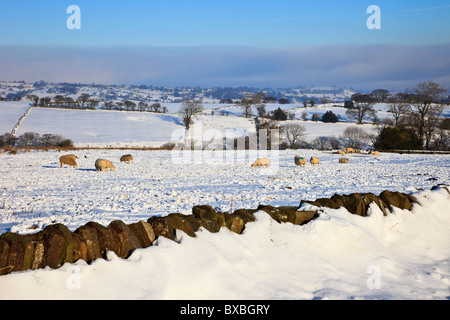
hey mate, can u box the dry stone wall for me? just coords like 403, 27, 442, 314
1, 186, 447, 276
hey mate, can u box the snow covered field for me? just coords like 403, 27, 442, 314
13, 107, 186, 148
0, 101, 30, 133
2, 102, 381, 148
3, 101, 448, 149
0, 149, 449, 299
4, 104, 259, 148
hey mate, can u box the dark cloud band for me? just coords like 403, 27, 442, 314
0, 44, 449, 91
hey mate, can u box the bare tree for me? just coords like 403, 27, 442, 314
346, 93, 376, 124
77, 93, 90, 108
387, 93, 412, 125
240, 96, 253, 118
179, 99, 203, 132
283, 123, 307, 148
103, 101, 114, 110
17, 132, 41, 147
313, 136, 330, 150
138, 102, 148, 112
328, 135, 341, 149
151, 103, 162, 112
26, 94, 39, 106
240, 93, 265, 118
115, 101, 124, 110
0, 132, 17, 147
341, 126, 369, 149
124, 100, 136, 111
39, 96, 52, 107
87, 99, 99, 109
410, 81, 446, 149
40, 134, 64, 147
432, 118, 450, 150
256, 104, 266, 118
301, 111, 308, 121
370, 89, 389, 102
64, 97, 75, 108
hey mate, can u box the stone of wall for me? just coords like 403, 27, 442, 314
0, 186, 447, 276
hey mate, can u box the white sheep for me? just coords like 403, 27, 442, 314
294, 156, 306, 167
59, 154, 78, 168
251, 158, 270, 168
310, 156, 320, 166
95, 158, 115, 172
120, 154, 133, 163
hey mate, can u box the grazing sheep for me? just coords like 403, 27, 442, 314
338, 150, 345, 155
95, 158, 115, 172
251, 158, 270, 168
59, 154, 78, 168
310, 156, 320, 166
120, 154, 133, 163
294, 156, 306, 167
371, 150, 379, 156
344, 148, 355, 153
339, 158, 350, 164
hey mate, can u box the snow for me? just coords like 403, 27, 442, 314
3, 103, 382, 148
13, 107, 186, 148
0, 101, 449, 300
0, 101, 30, 133
0, 149, 449, 300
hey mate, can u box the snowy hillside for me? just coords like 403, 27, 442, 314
0, 101, 30, 133
1, 102, 384, 148
14, 107, 186, 148
0, 81, 356, 105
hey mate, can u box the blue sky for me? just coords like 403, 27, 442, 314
1, 0, 450, 47
0, 0, 449, 89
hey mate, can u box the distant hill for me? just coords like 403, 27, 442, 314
0, 80, 356, 105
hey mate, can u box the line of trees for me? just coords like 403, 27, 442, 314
281, 125, 372, 151
103, 101, 168, 113
346, 81, 449, 151
27, 94, 100, 109
26, 94, 168, 113
0, 132, 74, 148
251, 82, 447, 151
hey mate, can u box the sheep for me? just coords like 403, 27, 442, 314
120, 154, 133, 163
371, 150, 379, 156
310, 156, 320, 166
339, 158, 350, 164
59, 154, 78, 168
338, 150, 345, 155
95, 158, 115, 172
251, 158, 270, 168
344, 148, 355, 153
294, 156, 306, 167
